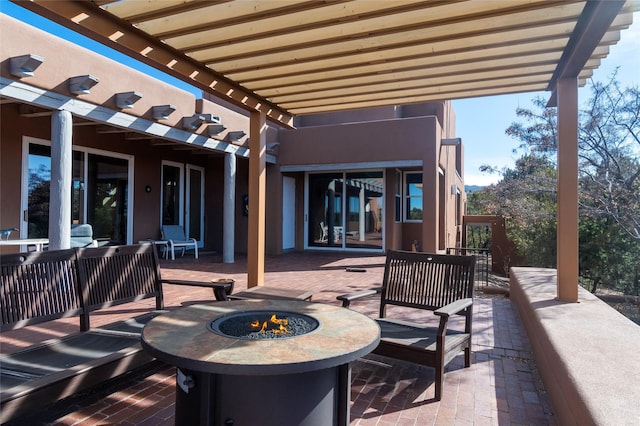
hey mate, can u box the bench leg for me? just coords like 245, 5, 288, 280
435, 364, 444, 401
464, 346, 471, 367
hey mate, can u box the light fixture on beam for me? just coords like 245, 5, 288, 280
69, 75, 99, 95
152, 105, 176, 120
441, 138, 462, 146
267, 142, 280, 155
182, 114, 206, 130
199, 113, 221, 124
208, 124, 227, 136
9, 54, 44, 78
115, 91, 143, 109
227, 131, 246, 141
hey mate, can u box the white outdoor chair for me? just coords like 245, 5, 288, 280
70, 224, 99, 248
161, 225, 198, 260
319, 221, 328, 242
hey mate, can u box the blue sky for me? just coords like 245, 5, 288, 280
454, 13, 640, 186
2, 2, 638, 186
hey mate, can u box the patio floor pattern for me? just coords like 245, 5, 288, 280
1, 251, 556, 425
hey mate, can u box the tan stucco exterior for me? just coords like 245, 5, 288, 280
1, 14, 467, 256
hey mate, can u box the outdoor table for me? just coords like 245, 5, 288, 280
230, 285, 313, 301
141, 299, 380, 426
138, 240, 169, 259
0, 238, 49, 252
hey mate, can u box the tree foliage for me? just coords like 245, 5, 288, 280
471, 74, 639, 295
578, 76, 640, 240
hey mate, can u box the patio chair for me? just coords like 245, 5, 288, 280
337, 250, 476, 401
70, 224, 98, 248
319, 221, 328, 242
0, 228, 18, 241
161, 225, 198, 260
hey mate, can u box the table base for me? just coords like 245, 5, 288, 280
175, 364, 350, 426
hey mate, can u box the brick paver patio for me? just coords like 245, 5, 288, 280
1, 251, 556, 425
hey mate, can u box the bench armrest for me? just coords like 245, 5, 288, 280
434, 298, 473, 318
336, 288, 382, 308
161, 279, 234, 301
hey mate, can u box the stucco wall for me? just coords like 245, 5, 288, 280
277, 115, 460, 253
1, 15, 252, 253
279, 116, 438, 166
1, 15, 196, 129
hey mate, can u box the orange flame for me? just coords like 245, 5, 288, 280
249, 314, 290, 334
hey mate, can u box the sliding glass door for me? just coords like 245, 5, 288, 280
162, 161, 204, 247
186, 165, 204, 246
23, 138, 132, 244
307, 171, 384, 251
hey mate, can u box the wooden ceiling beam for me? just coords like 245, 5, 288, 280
142, 0, 422, 41
220, 21, 578, 80
187, 2, 584, 65
270, 65, 560, 104
257, 52, 567, 97
281, 74, 552, 110
289, 83, 549, 115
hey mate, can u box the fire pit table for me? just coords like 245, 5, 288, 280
141, 299, 380, 426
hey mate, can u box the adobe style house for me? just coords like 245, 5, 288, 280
1, 14, 465, 257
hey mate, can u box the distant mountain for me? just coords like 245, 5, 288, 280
465, 185, 486, 193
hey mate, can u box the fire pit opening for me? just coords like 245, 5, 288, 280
208, 310, 320, 340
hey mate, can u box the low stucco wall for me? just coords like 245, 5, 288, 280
510, 267, 640, 426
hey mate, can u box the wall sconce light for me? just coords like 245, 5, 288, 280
208, 124, 227, 136
267, 142, 280, 155
9, 54, 44, 78
69, 75, 99, 95
200, 113, 221, 124
115, 91, 143, 109
152, 104, 176, 120
227, 130, 246, 141
182, 114, 206, 130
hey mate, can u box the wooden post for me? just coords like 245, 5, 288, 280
247, 110, 266, 287
223, 152, 236, 263
49, 110, 72, 250
556, 77, 579, 302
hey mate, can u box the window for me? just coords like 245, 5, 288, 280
395, 170, 401, 222
24, 139, 132, 244
162, 163, 183, 226
404, 172, 423, 221
306, 171, 384, 251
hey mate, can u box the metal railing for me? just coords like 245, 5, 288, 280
447, 247, 489, 287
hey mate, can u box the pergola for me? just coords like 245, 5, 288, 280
12, 0, 638, 301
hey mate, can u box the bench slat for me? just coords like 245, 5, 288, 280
1, 249, 82, 332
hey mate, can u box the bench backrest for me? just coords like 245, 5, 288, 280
0, 249, 83, 332
380, 250, 476, 317
76, 244, 164, 326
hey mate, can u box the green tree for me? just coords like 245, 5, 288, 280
473, 74, 639, 294
579, 75, 640, 240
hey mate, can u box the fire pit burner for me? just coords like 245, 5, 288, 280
208, 310, 319, 340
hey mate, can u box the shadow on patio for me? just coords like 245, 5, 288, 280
1, 252, 555, 425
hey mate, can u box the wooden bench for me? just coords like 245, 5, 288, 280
337, 250, 476, 401
0, 243, 232, 423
